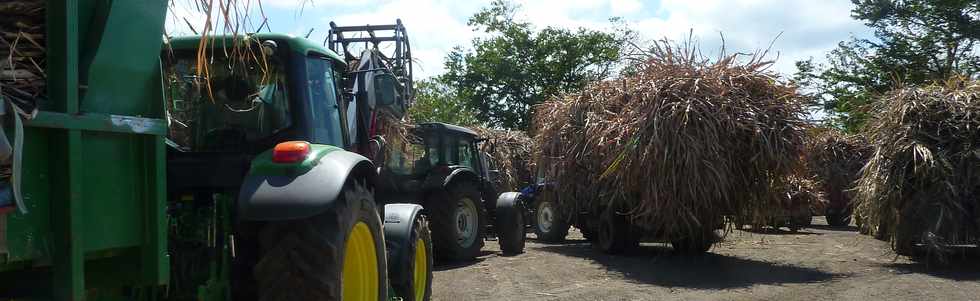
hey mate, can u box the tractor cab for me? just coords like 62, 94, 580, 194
162, 34, 400, 191
379, 122, 490, 200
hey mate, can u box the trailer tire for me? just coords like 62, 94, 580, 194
391, 214, 433, 301
594, 208, 636, 254
429, 181, 486, 261
254, 181, 387, 301
826, 213, 851, 227
672, 228, 714, 255
534, 199, 570, 242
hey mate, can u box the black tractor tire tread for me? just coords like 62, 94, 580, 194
428, 181, 487, 261
497, 198, 526, 255
391, 215, 434, 301
254, 181, 387, 301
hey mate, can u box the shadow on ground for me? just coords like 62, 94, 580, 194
527, 237, 590, 245
807, 224, 859, 232
737, 227, 823, 236
882, 254, 980, 281
537, 242, 842, 289
433, 250, 493, 271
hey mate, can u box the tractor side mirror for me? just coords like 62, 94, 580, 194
372, 73, 399, 106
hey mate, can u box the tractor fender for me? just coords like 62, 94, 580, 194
443, 167, 479, 188
383, 203, 425, 283
238, 150, 375, 221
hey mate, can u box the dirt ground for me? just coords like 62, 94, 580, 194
432, 217, 980, 301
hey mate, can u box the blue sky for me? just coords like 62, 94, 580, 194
166, 0, 873, 79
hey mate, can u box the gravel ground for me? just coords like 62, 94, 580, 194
432, 217, 980, 301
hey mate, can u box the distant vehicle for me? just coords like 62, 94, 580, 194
377, 122, 527, 261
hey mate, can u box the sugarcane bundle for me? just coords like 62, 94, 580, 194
473, 126, 533, 191
853, 78, 980, 260
0, 0, 45, 113
804, 128, 870, 214
533, 42, 807, 238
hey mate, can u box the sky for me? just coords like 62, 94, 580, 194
166, 0, 874, 80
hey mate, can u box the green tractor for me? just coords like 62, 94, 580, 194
376, 123, 527, 261
326, 24, 526, 262
0, 1, 433, 297
164, 30, 434, 300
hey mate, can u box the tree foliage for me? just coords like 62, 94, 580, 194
407, 78, 479, 127
797, 0, 980, 131
442, 0, 625, 130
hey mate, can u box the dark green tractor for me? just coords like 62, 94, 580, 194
163, 32, 433, 300
377, 122, 526, 261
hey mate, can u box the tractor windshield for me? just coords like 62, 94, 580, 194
164, 51, 291, 152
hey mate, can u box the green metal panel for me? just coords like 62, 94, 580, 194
0, 0, 170, 299
248, 144, 341, 176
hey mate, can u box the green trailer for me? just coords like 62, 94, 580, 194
0, 1, 170, 299
0, 1, 433, 300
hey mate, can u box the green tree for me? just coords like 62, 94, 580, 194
797, 0, 980, 131
407, 78, 479, 127
442, 0, 625, 130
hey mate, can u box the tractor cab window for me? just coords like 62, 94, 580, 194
306, 57, 345, 147
454, 136, 476, 169
385, 132, 439, 176
164, 51, 291, 152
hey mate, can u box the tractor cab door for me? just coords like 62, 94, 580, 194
479, 150, 506, 209
303, 55, 348, 148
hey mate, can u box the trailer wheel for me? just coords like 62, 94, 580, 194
429, 181, 486, 261
672, 228, 714, 254
496, 192, 527, 255
534, 199, 570, 242
792, 207, 812, 229
254, 181, 387, 301
579, 226, 595, 242
391, 214, 433, 301
594, 208, 636, 254
826, 213, 851, 227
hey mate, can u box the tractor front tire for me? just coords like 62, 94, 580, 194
254, 181, 387, 301
429, 182, 487, 261
534, 199, 570, 243
496, 193, 527, 255
391, 214, 433, 301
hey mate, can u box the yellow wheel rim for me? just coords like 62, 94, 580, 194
342, 222, 379, 301
413, 237, 428, 300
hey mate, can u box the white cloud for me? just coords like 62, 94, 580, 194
629, 0, 870, 75
610, 0, 643, 16
170, 0, 871, 78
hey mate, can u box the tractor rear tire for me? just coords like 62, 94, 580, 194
534, 199, 570, 243
429, 181, 487, 261
254, 181, 387, 301
496, 193, 527, 255
391, 214, 433, 301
